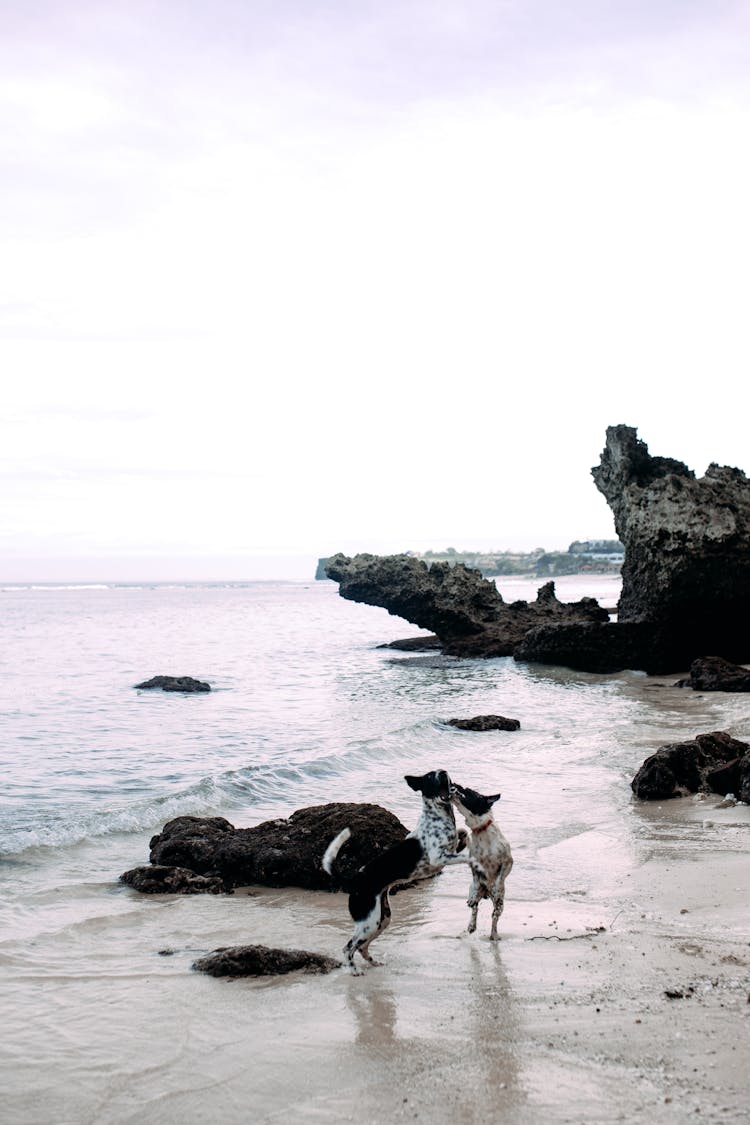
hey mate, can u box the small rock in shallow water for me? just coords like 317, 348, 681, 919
447, 714, 520, 732
134, 676, 211, 693
193, 944, 341, 977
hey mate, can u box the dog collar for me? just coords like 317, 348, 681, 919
472, 818, 493, 834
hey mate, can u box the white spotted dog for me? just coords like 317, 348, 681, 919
322, 770, 470, 974
450, 782, 513, 941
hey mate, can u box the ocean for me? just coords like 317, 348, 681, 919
2, 574, 749, 1123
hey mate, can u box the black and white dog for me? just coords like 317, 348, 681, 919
450, 782, 513, 940
322, 769, 470, 974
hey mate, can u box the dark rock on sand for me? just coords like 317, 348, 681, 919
704, 759, 744, 797
120, 864, 229, 894
134, 803, 407, 892
676, 656, 750, 693
134, 675, 211, 693
193, 944, 340, 977
325, 553, 608, 659
631, 730, 750, 800
447, 715, 521, 731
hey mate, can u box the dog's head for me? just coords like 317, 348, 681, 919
404, 769, 452, 806
450, 782, 501, 819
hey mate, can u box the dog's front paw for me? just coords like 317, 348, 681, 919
456, 828, 469, 852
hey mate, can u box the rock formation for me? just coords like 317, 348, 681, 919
631, 730, 750, 802
324, 553, 608, 658
326, 428, 750, 673
193, 944, 341, 977
521, 426, 750, 672
120, 804, 407, 893
593, 427, 750, 636
596, 426, 750, 664
676, 656, 750, 693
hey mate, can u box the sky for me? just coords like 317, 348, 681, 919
2, 0, 750, 581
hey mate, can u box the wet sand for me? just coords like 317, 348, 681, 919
4, 798, 748, 1125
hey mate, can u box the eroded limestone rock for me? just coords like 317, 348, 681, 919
593, 425, 750, 663
521, 426, 750, 673
631, 730, 750, 801
325, 554, 608, 658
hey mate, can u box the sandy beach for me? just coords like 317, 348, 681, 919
4, 794, 748, 1125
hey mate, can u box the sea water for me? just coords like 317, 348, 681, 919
1, 575, 749, 1121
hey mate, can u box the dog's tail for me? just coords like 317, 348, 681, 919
322, 827, 351, 875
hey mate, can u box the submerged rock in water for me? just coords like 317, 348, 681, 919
631, 730, 750, 801
676, 656, 750, 693
447, 715, 520, 732
325, 553, 608, 659
121, 803, 407, 893
377, 635, 443, 651
193, 944, 341, 977
134, 675, 212, 693
119, 864, 229, 894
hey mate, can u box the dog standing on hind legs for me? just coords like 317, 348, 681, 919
322, 769, 470, 974
451, 782, 513, 940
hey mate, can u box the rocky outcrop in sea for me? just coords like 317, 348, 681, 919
120, 803, 407, 893
324, 554, 608, 658
326, 426, 750, 675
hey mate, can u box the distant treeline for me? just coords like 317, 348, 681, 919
316, 540, 624, 580
419, 541, 623, 577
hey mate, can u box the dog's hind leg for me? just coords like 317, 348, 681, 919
343, 935, 363, 974
344, 895, 387, 973
489, 872, 509, 940
359, 891, 391, 966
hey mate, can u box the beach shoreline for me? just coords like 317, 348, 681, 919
2, 580, 749, 1124
4, 797, 748, 1125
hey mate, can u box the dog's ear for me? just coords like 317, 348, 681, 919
404, 774, 422, 792
487, 793, 502, 805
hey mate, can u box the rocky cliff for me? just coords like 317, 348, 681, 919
592, 425, 750, 653
519, 425, 750, 672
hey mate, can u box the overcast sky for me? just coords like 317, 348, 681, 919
2, 1, 749, 580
